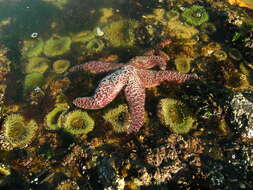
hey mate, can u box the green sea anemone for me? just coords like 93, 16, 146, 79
23, 73, 44, 94
174, 57, 192, 73
103, 104, 131, 133
165, 19, 199, 39
213, 50, 228, 61
157, 98, 196, 134
165, 9, 180, 20
45, 107, 67, 130
43, 36, 71, 57
63, 110, 94, 135
200, 22, 216, 34
103, 19, 138, 48
71, 30, 95, 43
181, 5, 209, 26
53, 59, 70, 74
86, 38, 105, 53
25, 57, 49, 74
2, 114, 38, 148
21, 38, 44, 58
228, 48, 243, 61
42, 0, 68, 9
0, 163, 10, 176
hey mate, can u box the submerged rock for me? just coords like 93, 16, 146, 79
229, 91, 253, 140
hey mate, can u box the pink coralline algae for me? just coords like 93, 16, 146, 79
69, 56, 198, 134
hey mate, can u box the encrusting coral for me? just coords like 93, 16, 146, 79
21, 38, 44, 58
181, 5, 209, 26
53, 59, 70, 74
157, 98, 196, 134
103, 104, 131, 133
43, 36, 71, 57
62, 110, 95, 135
25, 57, 49, 74
1, 114, 38, 149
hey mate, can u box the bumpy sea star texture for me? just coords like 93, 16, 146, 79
70, 56, 198, 134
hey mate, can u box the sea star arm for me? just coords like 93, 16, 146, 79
68, 61, 124, 74
128, 56, 167, 70
138, 70, 199, 87
124, 76, 146, 134
73, 66, 131, 109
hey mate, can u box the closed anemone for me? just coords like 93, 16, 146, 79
157, 98, 195, 134
23, 73, 44, 94
103, 104, 131, 133
181, 5, 209, 26
45, 107, 67, 130
63, 110, 94, 135
25, 57, 49, 74
21, 38, 44, 58
86, 38, 105, 53
174, 57, 192, 73
200, 22, 216, 34
228, 48, 243, 61
3, 114, 38, 149
53, 60, 70, 74
213, 50, 228, 61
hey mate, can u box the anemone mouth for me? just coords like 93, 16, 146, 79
70, 117, 85, 129
63, 110, 94, 135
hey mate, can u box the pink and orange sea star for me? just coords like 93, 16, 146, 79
69, 56, 198, 134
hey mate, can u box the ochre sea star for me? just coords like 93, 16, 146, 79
69, 56, 198, 134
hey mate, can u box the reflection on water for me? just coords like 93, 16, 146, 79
0, 0, 253, 189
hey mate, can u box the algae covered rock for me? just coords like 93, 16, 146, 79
181, 5, 209, 26
2, 114, 38, 149
25, 56, 49, 74
44, 36, 71, 57
157, 98, 196, 134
